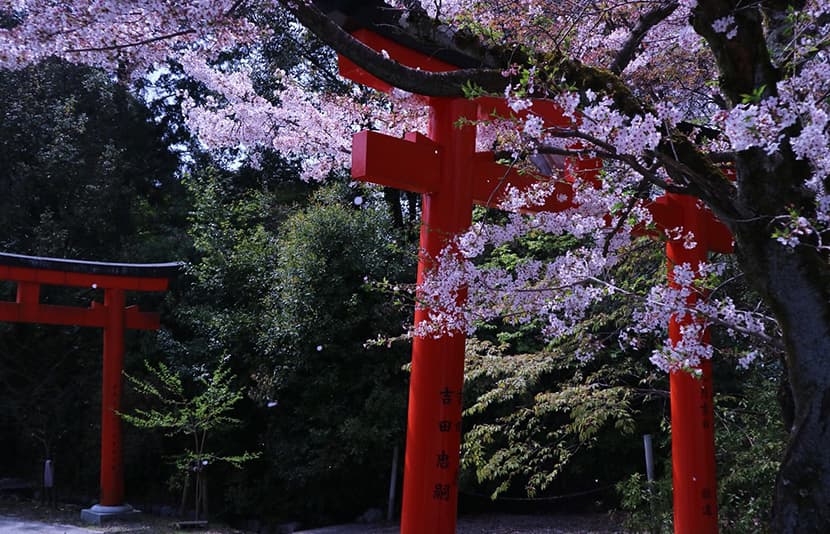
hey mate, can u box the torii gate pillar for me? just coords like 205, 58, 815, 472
655, 192, 728, 533
99, 287, 128, 509
401, 97, 477, 532
350, 91, 577, 532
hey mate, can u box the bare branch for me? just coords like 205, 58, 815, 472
602, 178, 653, 256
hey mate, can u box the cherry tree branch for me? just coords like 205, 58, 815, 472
536, 133, 690, 195
602, 178, 650, 256
586, 276, 783, 350
610, 1, 679, 75
64, 29, 196, 53
281, 0, 508, 96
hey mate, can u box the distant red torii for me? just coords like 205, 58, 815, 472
0, 252, 179, 524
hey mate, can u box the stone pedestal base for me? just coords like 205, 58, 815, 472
80, 504, 141, 525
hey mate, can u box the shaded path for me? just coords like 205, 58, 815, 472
296, 514, 625, 533
0, 516, 97, 533
0, 512, 625, 533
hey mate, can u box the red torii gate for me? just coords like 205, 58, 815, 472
0, 252, 179, 524
339, 28, 732, 534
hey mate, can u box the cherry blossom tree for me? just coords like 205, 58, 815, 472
2, 0, 830, 530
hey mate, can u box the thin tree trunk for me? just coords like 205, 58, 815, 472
201, 471, 209, 521
194, 472, 202, 521
179, 471, 191, 518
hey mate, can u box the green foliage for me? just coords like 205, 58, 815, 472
460, 238, 669, 501
126, 362, 232, 441
170, 163, 311, 376
0, 57, 183, 260
740, 84, 768, 104
462, 80, 488, 99
616, 471, 673, 533
462, 340, 642, 499
264, 183, 412, 356
183, 168, 280, 344
123, 361, 259, 519
480, 231, 579, 272
254, 5, 350, 95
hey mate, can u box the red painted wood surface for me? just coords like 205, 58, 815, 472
352, 131, 440, 193
400, 98, 477, 533
0, 263, 172, 291
100, 288, 127, 506
664, 193, 723, 533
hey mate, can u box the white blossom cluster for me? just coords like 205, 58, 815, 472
625, 262, 771, 373
0, 0, 260, 76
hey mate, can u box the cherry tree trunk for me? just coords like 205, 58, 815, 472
734, 226, 830, 532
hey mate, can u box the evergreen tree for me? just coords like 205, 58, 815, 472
255, 183, 414, 523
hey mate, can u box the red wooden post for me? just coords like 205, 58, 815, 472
648, 192, 730, 533
400, 97, 477, 533
101, 288, 126, 506
663, 193, 719, 533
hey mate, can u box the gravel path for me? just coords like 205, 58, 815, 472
1, 496, 626, 534
0, 516, 99, 533
296, 514, 625, 533
0, 513, 626, 533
